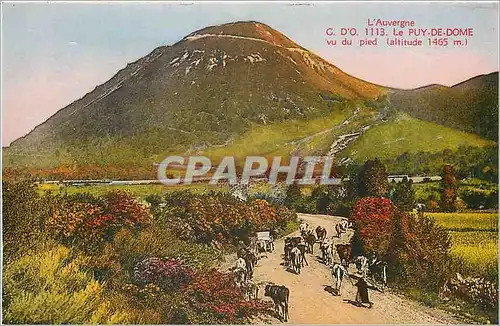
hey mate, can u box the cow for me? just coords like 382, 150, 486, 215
335, 223, 342, 238
268, 229, 278, 252
290, 246, 302, 274
257, 240, 267, 254
264, 284, 290, 322
336, 220, 349, 237
303, 231, 316, 254
335, 244, 352, 267
242, 280, 259, 300
320, 240, 333, 265
244, 251, 258, 280
331, 262, 348, 296
297, 240, 309, 267
266, 238, 275, 252
368, 257, 388, 287
234, 257, 247, 285
316, 226, 327, 241
355, 255, 369, 277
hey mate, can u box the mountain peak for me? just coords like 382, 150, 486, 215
185, 21, 302, 49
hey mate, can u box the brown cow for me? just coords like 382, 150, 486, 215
315, 226, 327, 241
335, 243, 352, 267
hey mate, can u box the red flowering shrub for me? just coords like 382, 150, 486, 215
351, 197, 453, 291
180, 269, 270, 324
134, 257, 193, 292
156, 191, 297, 245
250, 199, 277, 230
46, 191, 151, 249
351, 197, 394, 255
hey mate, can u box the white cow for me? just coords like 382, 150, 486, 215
320, 239, 333, 265
235, 257, 247, 284
331, 263, 348, 295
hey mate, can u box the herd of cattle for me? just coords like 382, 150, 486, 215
231, 220, 388, 322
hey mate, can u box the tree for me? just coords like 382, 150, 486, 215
441, 164, 458, 212
390, 176, 415, 211
2, 180, 48, 262
358, 159, 389, 197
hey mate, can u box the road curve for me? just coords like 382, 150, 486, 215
252, 213, 463, 324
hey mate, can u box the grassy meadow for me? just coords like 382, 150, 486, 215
429, 212, 498, 281
432, 212, 497, 231
37, 183, 228, 198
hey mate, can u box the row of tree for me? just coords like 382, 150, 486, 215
285, 158, 470, 214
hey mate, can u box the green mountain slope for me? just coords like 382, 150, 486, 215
3, 21, 497, 180
389, 72, 499, 141
340, 112, 494, 162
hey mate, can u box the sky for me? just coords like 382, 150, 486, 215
2, 1, 499, 146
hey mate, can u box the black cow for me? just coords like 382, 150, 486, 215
368, 257, 388, 287
264, 284, 290, 322
244, 251, 258, 280
303, 232, 316, 254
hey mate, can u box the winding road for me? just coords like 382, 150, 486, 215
251, 213, 464, 324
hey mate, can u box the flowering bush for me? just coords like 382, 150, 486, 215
3, 244, 129, 324
351, 197, 453, 290
46, 191, 151, 249
181, 269, 270, 324
134, 257, 193, 292
351, 197, 394, 256
154, 191, 297, 245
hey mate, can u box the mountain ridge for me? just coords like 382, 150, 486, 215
389, 71, 498, 140
4, 21, 497, 177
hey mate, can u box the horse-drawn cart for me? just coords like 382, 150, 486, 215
256, 231, 275, 253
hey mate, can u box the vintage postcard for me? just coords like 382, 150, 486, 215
1, 1, 498, 324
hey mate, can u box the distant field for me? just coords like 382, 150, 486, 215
343, 113, 493, 162
430, 212, 497, 231
432, 212, 498, 281
449, 231, 498, 280
37, 183, 227, 198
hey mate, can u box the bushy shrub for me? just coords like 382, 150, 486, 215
156, 191, 297, 245
134, 257, 193, 291
45, 191, 151, 250
444, 273, 498, 312
351, 197, 453, 290
351, 197, 394, 256
388, 210, 453, 290
111, 223, 222, 273
180, 269, 270, 324
2, 180, 48, 262
3, 244, 129, 324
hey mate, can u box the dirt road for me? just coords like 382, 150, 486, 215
252, 213, 463, 324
